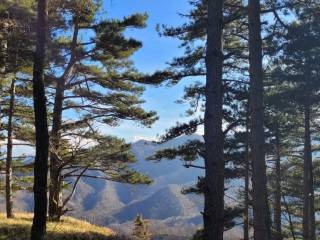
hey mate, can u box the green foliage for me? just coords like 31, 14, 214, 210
3, 0, 320, 239
146, 0, 250, 233
0, 0, 157, 220
132, 214, 151, 240
191, 229, 203, 240
47, 0, 157, 127
62, 134, 152, 185
263, 4, 320, 239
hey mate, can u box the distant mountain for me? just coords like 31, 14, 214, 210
70, 134, 205, 238
1, 134, 207, 239
113, 184, 200, 223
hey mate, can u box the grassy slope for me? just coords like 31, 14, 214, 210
0, 213, 116, 240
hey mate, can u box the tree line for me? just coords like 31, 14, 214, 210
1, 0, 320, 240
1, 0, 158, 239
148, 0, 320, 239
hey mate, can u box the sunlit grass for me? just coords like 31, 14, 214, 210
0, 213, 115, 240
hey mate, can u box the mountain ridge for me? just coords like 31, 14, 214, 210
0, 134, 204, 239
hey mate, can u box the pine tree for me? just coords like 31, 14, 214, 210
0, 0, 36, 219
262, 3, 320, 237
132, 214, 151, 240
44, 0, 157, 221
30, 0, 49, 239
146, 0, 251, 236
248, 0, 271, 238
5, 77, 15, 218
203, 0, 225, 239
268, 19, 320, 240
2, 1, 320, 239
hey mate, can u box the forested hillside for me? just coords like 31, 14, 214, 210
1, 0, 320, 240
0, 136, 204, 238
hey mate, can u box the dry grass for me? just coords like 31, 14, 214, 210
0, 213, 116, 240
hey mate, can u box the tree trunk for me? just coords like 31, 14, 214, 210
274, 122, 282, 240
203, 0, 224, 239
303, 100, 315, 240
6, 78, 15, 219
243, 102, 250, 240
48, 23, 78, 221
282, 196, 296, 240
48, 80, 65, 221
248, 0, 271, 239
30, 0, 49, 239
309, 148, 315, 240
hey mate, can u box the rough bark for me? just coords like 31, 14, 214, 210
6, 78, 15, 219
303, 100, 315, 240
203, 0, 224, 239
248, 0, 271, 239
274, 122, 282, 240
30, 0, 49, 239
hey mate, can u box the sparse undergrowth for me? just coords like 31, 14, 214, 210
0, 213, 119, 240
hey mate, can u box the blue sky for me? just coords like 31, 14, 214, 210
98, 0, 201, 142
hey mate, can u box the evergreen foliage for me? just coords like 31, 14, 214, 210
132, 214, 151, 240
1, 0, 320, 239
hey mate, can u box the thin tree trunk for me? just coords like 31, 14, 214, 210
6, 78, 15, 219
303, 102, 310, 240
49, 80, 65, 221
49, 23, 78, 221
303, 100, 315, 240
31, 0, 49, 239
243, 101, 250, 240
309, 150, 315, 240
248, 0, 271, 239
274, 122, 282, 240
203, 0, 224, 239
0, 14, 8, 190
282, 196, 296, 240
